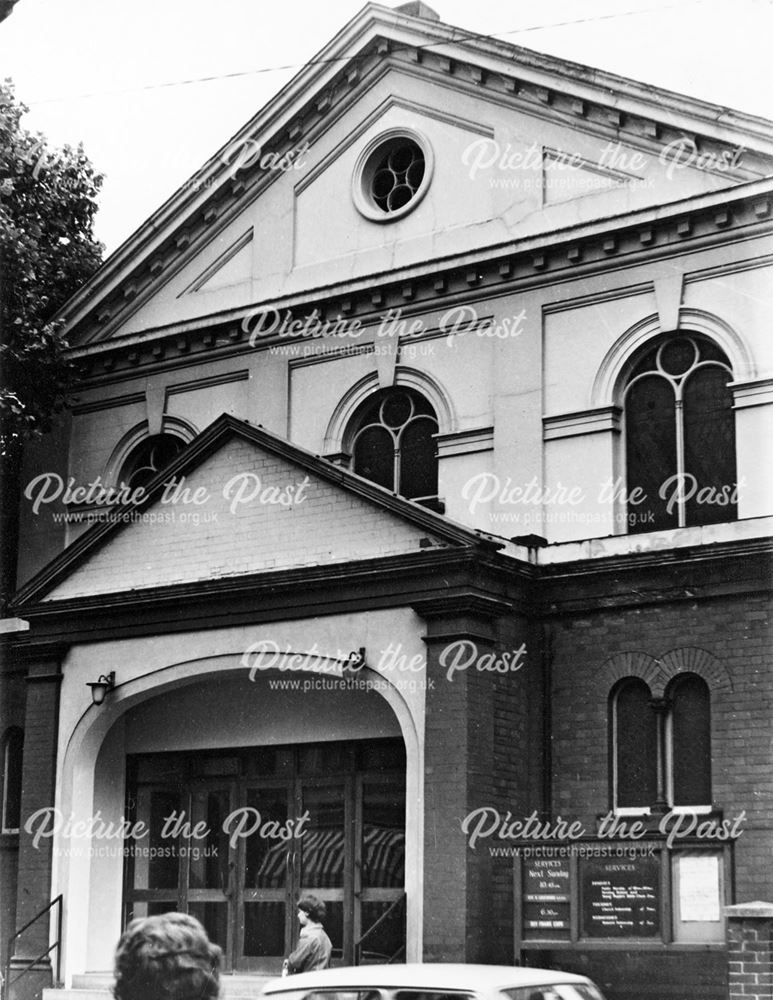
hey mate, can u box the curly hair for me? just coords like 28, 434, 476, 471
113, 913, 221, 1000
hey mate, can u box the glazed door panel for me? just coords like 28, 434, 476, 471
123, 780, 238, 970
296, 779, 352, 962
237, 782, 294, 974
355, 775, 406, 963
184, 783, 237, 969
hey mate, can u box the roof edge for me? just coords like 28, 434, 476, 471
12, 412, 502, 606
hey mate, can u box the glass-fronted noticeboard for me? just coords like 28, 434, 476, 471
514, 842, 728, 951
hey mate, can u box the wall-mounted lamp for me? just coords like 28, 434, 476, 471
344, 648, 367, 674
87, 671, 115, 706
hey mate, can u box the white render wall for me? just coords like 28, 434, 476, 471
108, 66, 745, 337
18, 235, 773, 586
50, 609, 427, 979
15, 64, 773, 580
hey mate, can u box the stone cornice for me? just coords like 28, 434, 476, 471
730, 375, 773, 409
0, 638, 69, 666
435, 427, 494, 458
69, 180, 773, 388
543, 407, 621, 440
5, 528, 767, 645
538, 532, 773, 615
8, 548, 531, 646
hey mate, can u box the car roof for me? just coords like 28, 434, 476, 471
262, 963, 593, 993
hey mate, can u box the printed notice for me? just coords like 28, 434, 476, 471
523, 858, 571, 900
581, 857, 660, 938
677, 854, 721, 922
522, 858, 572, 939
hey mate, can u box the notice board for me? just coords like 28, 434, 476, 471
580, 856, 661, 937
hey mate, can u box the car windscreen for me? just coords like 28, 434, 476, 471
502, 984, 606, 1000
394, 993, 476, 1000
268, 991, 476, 1000
265, 991, 386, 1000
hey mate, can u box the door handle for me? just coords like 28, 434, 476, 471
222, 860, 236, 899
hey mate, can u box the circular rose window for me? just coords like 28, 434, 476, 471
352, 128, 433, 222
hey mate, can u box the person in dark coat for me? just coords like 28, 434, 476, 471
282, 895, 333, 975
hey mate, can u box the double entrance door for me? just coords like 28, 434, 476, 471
123, 741, 405, 974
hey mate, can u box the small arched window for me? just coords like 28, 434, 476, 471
667, 673, 711, 807
119, 434, 185, 491
624, 334, 736, 533
2, 727, 24, 834
348, 389, 439, 507
611, 679, 658, 810
610, 672, 713, 812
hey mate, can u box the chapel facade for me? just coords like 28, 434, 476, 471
1, 5, 772, 1000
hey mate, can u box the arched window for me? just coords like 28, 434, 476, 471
2, 727, 24, 834
624, 334, 737, 533
610, 672, 713, 812
119, 434, 185, 491
347, 389, 439, 507
667, 673, 711, 807
611, 680, 657, 810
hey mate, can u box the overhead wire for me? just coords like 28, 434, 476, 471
25, 0, 716, 106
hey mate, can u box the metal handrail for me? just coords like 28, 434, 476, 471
4, 895, 63, 998
354, 892, 406, 965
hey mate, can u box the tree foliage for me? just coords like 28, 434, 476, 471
0, 78, 104, 455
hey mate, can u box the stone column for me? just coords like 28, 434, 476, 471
8, 650, 64, 1000
725, 901, 773, 1000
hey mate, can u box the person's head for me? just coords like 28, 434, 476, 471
113, 913, 221, 1000
297, 895, 326, 926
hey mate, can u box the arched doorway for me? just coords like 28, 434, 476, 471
61, 655, 417, 979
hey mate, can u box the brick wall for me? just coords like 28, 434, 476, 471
538, 590, 772, 1000
422, 607, 536, 965
0, 666, 26, 974
548, 592, 773, 901
726, 903, 773, 1000
489, 614, 543, 964
530, 949, 728, 1000
8, 657, 61, 1000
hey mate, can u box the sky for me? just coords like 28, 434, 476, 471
2, 0, 772, 255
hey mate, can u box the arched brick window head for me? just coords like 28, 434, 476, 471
624, 334, 737, 533
119, 434, 185, 491
348, 389, 439, 508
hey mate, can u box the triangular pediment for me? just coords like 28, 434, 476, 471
57, 2, 773, 347
15, 415, 495, 605
542, 146, 640, 204
179, 227, 253, 295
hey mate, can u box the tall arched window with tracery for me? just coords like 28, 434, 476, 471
346, 388, 440, 508
624, 334, 737, 533
118, 434, 186, 491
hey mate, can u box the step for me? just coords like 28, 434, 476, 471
44, 973, 276, 1000
72, 977, 112, 990
44, 991, 112, 1000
